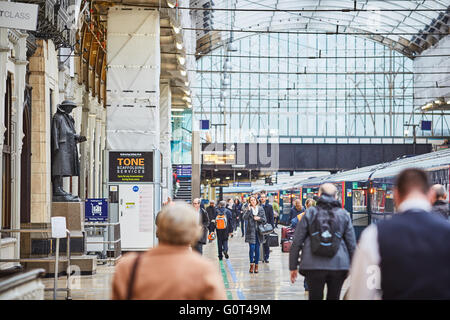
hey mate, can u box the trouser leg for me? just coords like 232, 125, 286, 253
254, 237, 260, 265
217, 239, 223, 259
249, 244, 255, 263
223, 240, 228, 253
304, 270, 327, 300
325, 271, 347, 300
263, 238, 270, 261
241, 219, 245, 236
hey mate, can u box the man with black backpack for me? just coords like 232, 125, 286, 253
214, 201, 234, 261
289, 183, 356, 300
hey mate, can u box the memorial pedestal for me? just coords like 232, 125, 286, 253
22, 202, 97, 275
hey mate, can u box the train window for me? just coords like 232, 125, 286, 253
352, 190, 366, 212
371, 190, 386, 213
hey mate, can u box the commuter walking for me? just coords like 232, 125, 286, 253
290, 198, 315, 228
289, 183, 356, 300
240, 197, 249, 237
232, 198, 242, 232
272, 200, 280, 228
289, 199, 304, 222
192, 198, 210, 254
429, 184, 450, 220
243, 195, 267, 273
206, 200, 217, 237
214, 201, 234, 260
347, 169, 450, 299
259, 193, 274, 263
112, 202, 226, 300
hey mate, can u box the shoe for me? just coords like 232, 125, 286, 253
254, 264, 259, 273
249, 263, 254, 273
264, 260, 269, 263
219, 257, 223, 261
224, 252, 229, 259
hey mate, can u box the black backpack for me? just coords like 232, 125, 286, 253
308, 206, 343, 257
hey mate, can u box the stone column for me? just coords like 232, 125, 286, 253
0, 28, 8, 228
12, 32, 28, 259
87, 112, 96, 198
29, 40, 50, 223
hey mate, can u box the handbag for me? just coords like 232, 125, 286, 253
258, 223, 274, 236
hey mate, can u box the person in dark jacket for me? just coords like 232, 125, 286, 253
214, 201, 234, 260
259, 193, 274, 263
348, 169, 450, 299
206, 200, 217, 235
289, 199, 304, 222
192, 198, 210, 255
429, 184, 450, 220
289, 183, 356, 300
243, 195, 267, 274
232, 198, 242, 233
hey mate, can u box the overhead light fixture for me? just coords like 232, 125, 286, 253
183, 89, 191, 96
221, 77, 230, 86
176, 42, 183, 50
172, 115, 184, 118
180, 69, 186, 76
237, 172, 242, 176
216, 178, 220, 181
184, 81, 189, 86
187, 103, 192, 109
404, 129, 409, 136
183, 96, 191, 103
227, 42, 238, 52
171, 108, 184, 112
172, 25, 181, 34
167, 0, 177, 8
177, 55, 186, 65
223, 59, 232, 71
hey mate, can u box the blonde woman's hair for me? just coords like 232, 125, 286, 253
156, 201, 202, 246
305, 198, 316, 208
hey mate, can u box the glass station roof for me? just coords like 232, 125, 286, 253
191, 0, 450, 58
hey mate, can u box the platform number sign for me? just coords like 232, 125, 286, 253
421, 120, 432, 131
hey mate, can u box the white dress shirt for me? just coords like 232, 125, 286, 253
346, 198, 431, 300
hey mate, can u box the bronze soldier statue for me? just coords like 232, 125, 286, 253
51, 100, 87, 202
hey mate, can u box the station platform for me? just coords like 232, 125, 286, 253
41, 227, 349, 300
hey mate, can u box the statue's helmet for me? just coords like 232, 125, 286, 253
59, 100, 77, 113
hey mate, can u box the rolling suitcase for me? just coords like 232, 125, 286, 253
267, 232, 279, 247
281, 226, 294, 239
281, 240, 292, 252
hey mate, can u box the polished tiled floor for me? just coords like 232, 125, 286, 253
42, 227, 349, 300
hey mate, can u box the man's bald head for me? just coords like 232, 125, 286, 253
432, 184, 447, 200
319, 183, 338, 199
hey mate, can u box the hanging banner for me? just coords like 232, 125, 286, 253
0, 2, 38, 31
109, 151, 154, 182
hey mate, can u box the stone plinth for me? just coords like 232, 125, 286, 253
51, 202, 84, 232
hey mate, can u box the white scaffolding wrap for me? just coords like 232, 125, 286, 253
106, 7, 161, 150
160, 83, 173, 197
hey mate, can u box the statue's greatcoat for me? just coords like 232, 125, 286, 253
51, 108, 80, 177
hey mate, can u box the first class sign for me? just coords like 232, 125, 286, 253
109, 151, 154, 182
0, 2, 38, 31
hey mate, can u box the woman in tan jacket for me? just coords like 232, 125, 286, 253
112, 202, 227, 300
